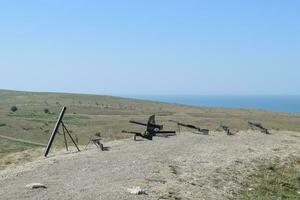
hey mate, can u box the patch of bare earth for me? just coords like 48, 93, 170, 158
0, 131, 299, 200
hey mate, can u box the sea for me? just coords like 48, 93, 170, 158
125, 95, 300, 114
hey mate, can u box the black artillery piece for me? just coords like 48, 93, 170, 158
248, 122, 270, 134
44, 107, 80, 157
123, 115, 176, 140
219, 124, 234, 135
169, 120, 209, 135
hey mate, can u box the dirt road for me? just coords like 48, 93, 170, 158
0, 134, 46, 147
0, 131, 299, 200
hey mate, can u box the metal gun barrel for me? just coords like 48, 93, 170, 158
156, 130, 176, 134
122, 130, 141, 134
130, 120, 163, 130
129, 120, 148, 126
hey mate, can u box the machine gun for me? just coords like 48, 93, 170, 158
248, 122, 270, 134
169, 120, 209, 135
123, 115, 176, 140
219, 123, 234, 135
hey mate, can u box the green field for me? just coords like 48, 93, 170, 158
1, 89, 300, 159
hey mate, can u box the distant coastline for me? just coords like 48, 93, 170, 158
124, 95, 300, 114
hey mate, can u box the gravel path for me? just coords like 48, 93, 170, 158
0, 131, 299, 200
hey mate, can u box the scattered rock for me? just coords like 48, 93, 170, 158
26, 183, 47, 189
127, 186, 146, 195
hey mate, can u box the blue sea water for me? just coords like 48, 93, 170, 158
126, 95, 300, 114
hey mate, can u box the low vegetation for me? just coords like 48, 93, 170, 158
0, 138, 42, 170
240, 156, 300, 200
44, 108, 50, 114
10, 106, 17, 112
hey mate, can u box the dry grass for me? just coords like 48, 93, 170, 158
240, 156, 300, 199
0, 148, 43, 171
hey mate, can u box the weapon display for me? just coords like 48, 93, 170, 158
44, 107, 80, 157
169, 120, 209, 135
219, 124, 234, 135
85, 135, 103, 151
248, 122, 270, 134
123, 115, 176, 140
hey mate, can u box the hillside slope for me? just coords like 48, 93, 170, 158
0, 89, 300, 158
0, 131, 299, 199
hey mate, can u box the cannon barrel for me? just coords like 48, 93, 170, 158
129, 120, 163, 130
155, 130, 176, 134
129, 120, 147, 126
154, 131, 176, 137
122, 130, 141, 134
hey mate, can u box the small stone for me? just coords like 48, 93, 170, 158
26, 183, 47, 189
127, 186, 146, 195
248, 188, 254, 191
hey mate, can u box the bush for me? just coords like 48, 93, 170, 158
10, 106, 18, 112
44, 108, 50, 114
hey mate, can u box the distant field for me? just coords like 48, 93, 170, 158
1, 89, 300, 160
0, 138, 38, 158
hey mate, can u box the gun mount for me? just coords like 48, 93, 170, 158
85, 135, 103, 151
124, 115, 176, 140
248, 122, 270, 134
169, 120, 209, 135
220, 124, 234, 135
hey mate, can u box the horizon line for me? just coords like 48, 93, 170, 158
1, 88, 300, 97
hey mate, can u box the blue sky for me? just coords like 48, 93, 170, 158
0, 0, 299, 95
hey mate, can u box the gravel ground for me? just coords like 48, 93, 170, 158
0, 131, 299, 200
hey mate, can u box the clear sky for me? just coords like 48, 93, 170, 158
0, 0, 299, 95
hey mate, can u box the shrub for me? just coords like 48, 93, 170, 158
10, 106, 18, 112
44, 108, 50, 114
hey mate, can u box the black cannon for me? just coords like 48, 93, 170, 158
248, 122, 270, 134
123, 115, 176, 140
169, 120, 209, 135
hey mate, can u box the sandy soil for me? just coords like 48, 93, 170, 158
0, 131, 299, 200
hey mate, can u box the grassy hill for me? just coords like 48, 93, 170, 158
1, 89, 300, 159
